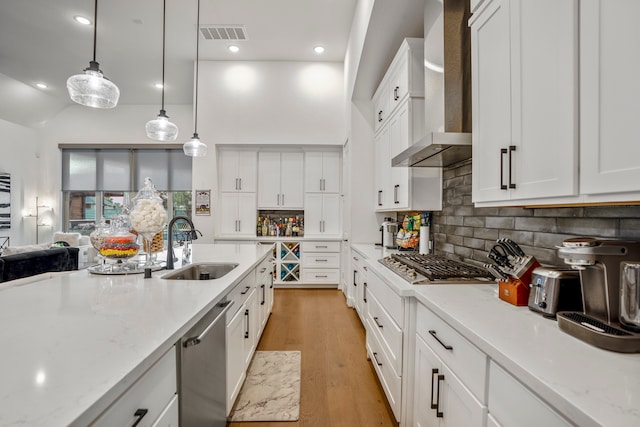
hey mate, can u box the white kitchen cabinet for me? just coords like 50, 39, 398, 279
488, 361, 572, 427
580, 0, 640, 196
413, 334, 486, 427
218, 192, 256, 237
242, 287, 258, 368
470, 0, 578, 204
256, 256, 274, 333
352, 253, 368, 324
218, 149, 257, 193
150, 394, 178, 427
91, 347, 177, 427
304, 193, 341, 236
301, 241, 340, 286
258, 152, 304, 209
304, 151, 341, 193
373, 38, 425, 132
373, 38, 441, 213
271, 241, 302, 286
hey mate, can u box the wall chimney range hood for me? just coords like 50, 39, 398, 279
393, 0, 472, 168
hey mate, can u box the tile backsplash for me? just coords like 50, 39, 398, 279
432, 160, 640, 266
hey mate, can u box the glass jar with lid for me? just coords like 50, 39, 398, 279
129, 177, 168, 266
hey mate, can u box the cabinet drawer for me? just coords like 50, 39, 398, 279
488, 361, 573, 427
367, 269, 404, 328
366, 324, 401, 421
151, 394, 178, 427
416, 302, 487, 403
302, 269, 340, 283
302, 253, 340, 268
226, 272, 256, 323
302, 241, 341, 252
367, 291, 403, 377
92, 348, 177, 427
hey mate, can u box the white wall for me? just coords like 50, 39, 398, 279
0, 118, 39, 245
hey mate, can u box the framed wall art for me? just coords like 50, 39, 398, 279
195, 189, 211, 216
0, 173, 10, 229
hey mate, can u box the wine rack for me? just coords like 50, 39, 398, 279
273, 241, 301, 285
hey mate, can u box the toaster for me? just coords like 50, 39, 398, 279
528, 266, 582, 318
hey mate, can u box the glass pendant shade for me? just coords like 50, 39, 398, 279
183, 133, 208, 157
67, 61, 120, 109
146, 110, 178, 141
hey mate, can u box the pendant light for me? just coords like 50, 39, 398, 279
67, 0, 120, 109
145, 0, 178, 141
183, 0, 208, 157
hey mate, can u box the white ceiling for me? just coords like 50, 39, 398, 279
0, 0, 357, 127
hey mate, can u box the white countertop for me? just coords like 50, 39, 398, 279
0, 243, 272, 427
351, 243, 640, 427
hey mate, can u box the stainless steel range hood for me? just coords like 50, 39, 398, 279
393, 0, 472, 168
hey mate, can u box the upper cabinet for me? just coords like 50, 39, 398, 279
580, 0, 640, 197
471, 0, 640, 206
373, 38, 442, 212
219, 149, 257, 193
304, 151, 341, 193
470, 0, 578, 204
258, 152, 304, 209
373, 38, 425, 134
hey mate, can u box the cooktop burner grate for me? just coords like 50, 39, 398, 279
389, 254, 493, 281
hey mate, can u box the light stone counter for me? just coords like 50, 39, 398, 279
0, 243, 272, 427
351, 243, 640, 427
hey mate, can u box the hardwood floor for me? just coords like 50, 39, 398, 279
227, 288, 398, 427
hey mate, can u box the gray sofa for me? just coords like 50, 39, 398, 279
0, 247, 79, 283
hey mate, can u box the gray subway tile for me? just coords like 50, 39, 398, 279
556, 218, 617, 237
514, 217, 557, 233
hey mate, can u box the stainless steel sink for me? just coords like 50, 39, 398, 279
162, 263, 239, 280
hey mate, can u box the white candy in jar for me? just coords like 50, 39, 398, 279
130, 199, 167, 232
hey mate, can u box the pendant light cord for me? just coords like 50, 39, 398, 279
161, 0, 167, 110
92, 0, 98, 63
193, 0, 200, 134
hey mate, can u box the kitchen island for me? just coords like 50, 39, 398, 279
0, 243, 273, 427
351, 243, 640, 427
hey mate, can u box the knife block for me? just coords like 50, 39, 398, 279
498, 278, 530, 306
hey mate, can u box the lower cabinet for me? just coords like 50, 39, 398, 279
92, 347, 177, 427
413, 334, 486, 427
301, 241, 341, 286
225, 255, 274, 416
352, 253, 368, 323
487, 361, 573, 427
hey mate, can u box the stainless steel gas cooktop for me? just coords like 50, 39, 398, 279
379, 254, 494, 285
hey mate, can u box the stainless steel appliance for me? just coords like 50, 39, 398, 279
380, 218, 399, 249
528, 266, 582, 318
620, 262, 640, 332
179, 300, 234, 426
557, 237, 640, 352
379, 253, 493, 284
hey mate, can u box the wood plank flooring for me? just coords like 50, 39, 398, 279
227, 288, 398, 427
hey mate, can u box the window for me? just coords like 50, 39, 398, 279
61, 148, 192, 235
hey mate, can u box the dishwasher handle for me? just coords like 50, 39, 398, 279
183, 300, 234, 347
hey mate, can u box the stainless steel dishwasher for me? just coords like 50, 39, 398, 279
178, 300, 233, 426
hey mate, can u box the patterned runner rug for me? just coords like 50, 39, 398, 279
229, 350, 301, 422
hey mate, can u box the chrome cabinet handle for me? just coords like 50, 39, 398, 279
132, 409, 148, 427
500, 148, 508, 190
372, 352, 383, 366
235, 178, 239, 190
184, 301, 234, 347
315, 259, 328, 262
316, 245, 328, 249
428, 330, 453, 350
508, 145, 516, 189
374, 316, 383, 328
315, 275, 328, 278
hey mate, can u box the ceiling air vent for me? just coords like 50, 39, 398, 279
200, 25, 248, 41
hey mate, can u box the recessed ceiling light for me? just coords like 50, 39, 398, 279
228, 45, 240, 53
36, 83, 48, 89
314, 46, 325, 54
154, 83, 164, 89
74, 16, 91, 25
